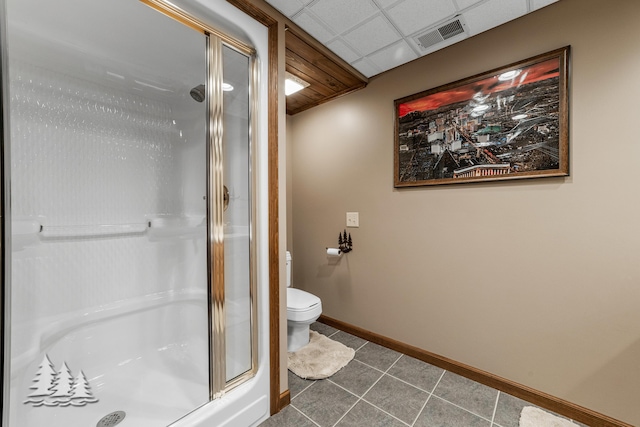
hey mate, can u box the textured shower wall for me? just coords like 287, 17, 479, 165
9, 59, 206, 330
10, 60, 182, 224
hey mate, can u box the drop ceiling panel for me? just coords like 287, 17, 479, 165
327, 39, 361, 64
267, 0, 561, 99
531, 0, 559, 10
463, 0, 528, 35
367, 39, 418, 71
343, 15, 402, 56
386, 0, 457, 36
374, 0, 401, 8
454, 0, 484, 10
264, 0, 306, 17
292, 11, 335, 43
309, 0, 379, 35
351, 58, 381, 77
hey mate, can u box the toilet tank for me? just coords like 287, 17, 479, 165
286, 251, 292, 288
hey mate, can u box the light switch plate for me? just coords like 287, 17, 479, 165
346, 212, 359, 227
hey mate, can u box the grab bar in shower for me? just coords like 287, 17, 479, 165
11, 220, 149, 247
12, 219, 149, 238
40, 223, 149, 238
146, 216, 206, 240
12, 217, 205, 240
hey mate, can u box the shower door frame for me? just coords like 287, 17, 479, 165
122, 0, 262, 401
143, 0, 282, 413
0, 0, 9, 423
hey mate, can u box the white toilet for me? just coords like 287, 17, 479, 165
286, 251, 322, 352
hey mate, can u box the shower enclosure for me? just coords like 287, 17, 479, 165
1, 0, 270, 425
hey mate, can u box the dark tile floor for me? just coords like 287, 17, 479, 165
260, 322, 586, 427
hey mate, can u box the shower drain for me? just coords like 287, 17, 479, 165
96, 411, 126, 427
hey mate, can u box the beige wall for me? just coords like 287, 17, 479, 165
288, 0, 640, 424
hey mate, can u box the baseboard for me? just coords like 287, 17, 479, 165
278, 389, 290, 412
319, 315, 632, 427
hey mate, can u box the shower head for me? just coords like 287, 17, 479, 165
190, 84, 205, 102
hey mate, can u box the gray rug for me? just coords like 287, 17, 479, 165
520, 406, 579, 427
288, 331, 355, 379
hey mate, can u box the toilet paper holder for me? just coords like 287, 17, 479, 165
338, 230, 353, 253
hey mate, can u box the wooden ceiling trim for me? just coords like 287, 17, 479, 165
288, 85, 327, 103
286, 82, 367, 115
283, 71, 339, 104
285, 96, 309, 113
285, 66, 343, 98
286, 30, 363, 87
285, 27, 367, 115
285, 51, 350, 94
227, 0, 367, 115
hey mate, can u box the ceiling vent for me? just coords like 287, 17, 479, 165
413, 18, 466, 50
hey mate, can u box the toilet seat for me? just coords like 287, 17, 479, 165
287, 288, 322, 322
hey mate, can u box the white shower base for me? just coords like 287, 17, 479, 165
9, 289, 258, 427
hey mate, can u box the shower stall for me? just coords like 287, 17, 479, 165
1, 0, 270, 426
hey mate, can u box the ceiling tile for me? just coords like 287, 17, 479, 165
309, 0, 379, 35
374, 0, 401, 9
292, 11, 335, 43
343, 15, 401, 56
267, 0, 547, 82
463, 0, 528, 35
386, 0, 457, 36
267, 0, 307, 17
454, 0, 484, 11
531, 0, 559, 10
350, 58, 381, 78
367, 39, 418, 71
327, 39, 361, 63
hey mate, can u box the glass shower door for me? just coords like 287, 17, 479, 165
222, 44, 256, 385
5, 0, 212, 425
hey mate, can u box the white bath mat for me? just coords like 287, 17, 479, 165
288, 331, 355, 380
520, 406, 580, 427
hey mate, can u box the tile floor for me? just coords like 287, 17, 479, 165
259, 322, 587, 427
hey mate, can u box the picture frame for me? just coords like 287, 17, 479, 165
394, 46, 570, 188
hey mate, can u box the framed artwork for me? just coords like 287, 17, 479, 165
394, 46, 570, 187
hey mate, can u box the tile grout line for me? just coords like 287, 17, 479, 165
327, 377, 364, 427
354, 340, 369, 352
290, 379, 317, 401
490, 391, 501, 426
329, 349, 406, 427
287, 326, 521, 427
302, 326, 511, 427
291, 327, 356, 426
429, 394, 497, 424
352, 357, 389, 374
385, 370, 444, 395
409, 369, 446, 427
326, 329, 340, 339
353, 355, 447, 396
351, 349, 406, 376
358, 396, 414, 427
323, 328, 369, 352
407, 390, 433, 427
358, 353, 414, 426
427, 371, 500, 424
290, 404, 322, 427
